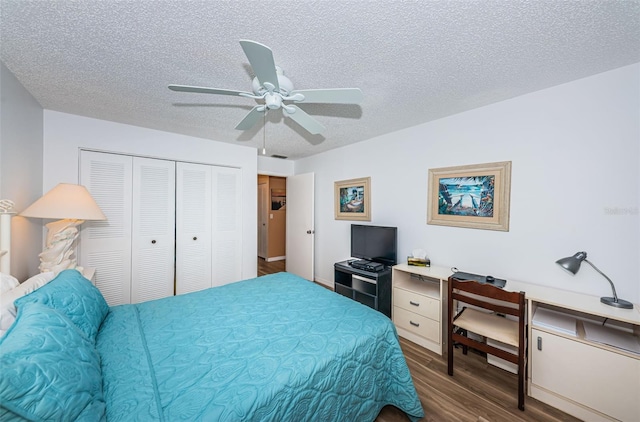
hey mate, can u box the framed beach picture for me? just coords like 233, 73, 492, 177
334, 177, 371, 221
427, 161, 511, 231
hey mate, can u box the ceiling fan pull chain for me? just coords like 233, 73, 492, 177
262, 111, 267, 156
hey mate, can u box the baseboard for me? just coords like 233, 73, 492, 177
529, 384, 614, 422
314, 277, 332, 290
266, 256, 285, 262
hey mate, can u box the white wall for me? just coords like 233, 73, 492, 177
296, 64, 640, 303
0, 62, 44, 279
258, 155, 294, 176
42, 111, 258, 279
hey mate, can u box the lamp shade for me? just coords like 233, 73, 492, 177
555, 251, 587, 275
20, 183, 106, 221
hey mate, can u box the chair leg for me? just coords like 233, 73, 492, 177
447, 330, 453, 376
447, 342, 453, 376
461, 329, 468, 355
518, 357, 525, 411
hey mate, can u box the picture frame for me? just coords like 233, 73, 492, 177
427, 161, 511, 231
334, 177, 371, 221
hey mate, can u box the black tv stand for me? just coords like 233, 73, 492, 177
334, 260, 391, 318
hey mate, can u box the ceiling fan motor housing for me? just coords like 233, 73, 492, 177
251, 67, 294, 96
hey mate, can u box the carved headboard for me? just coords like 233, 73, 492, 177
0, 199, 16, 274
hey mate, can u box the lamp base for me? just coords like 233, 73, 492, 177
38, 219, 83, 274
600, 296, 634, 309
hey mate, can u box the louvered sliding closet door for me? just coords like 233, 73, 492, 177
131, 157, 176, 303
80, 151, 133, 306
211, 166, 242, 287
175, 162, 212, 295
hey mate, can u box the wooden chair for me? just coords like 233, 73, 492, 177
447, 276, 527, 411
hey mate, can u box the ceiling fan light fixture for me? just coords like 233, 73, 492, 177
265, 93, 282, 110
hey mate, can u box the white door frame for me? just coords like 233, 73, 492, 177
257, 182, 268, 259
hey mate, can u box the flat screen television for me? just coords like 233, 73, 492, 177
351, 224, 397, 266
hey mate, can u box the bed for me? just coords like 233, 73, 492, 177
0, 269, 424, 421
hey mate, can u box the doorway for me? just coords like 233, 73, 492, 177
257, 175, 287, 274
257, 258, 286, 276
257, 172, 315, 280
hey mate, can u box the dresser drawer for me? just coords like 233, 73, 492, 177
393, 287, 439, 320
393, 307, 439, 342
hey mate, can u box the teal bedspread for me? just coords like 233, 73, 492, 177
97, 273, 424, 421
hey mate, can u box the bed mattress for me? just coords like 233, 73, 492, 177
96, 272, 424, 421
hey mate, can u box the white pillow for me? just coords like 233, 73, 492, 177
0, 271, 56, 336
0, 273, 19, 294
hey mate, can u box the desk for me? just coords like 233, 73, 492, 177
506, 279, 640, 422
390, 265, 640, 421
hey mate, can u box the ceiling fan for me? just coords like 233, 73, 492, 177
169, 40, 363, 135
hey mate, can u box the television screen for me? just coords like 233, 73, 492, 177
351, 224, 397, 266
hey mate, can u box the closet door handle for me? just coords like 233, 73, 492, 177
151, 240, 156, 244
537, 336, 542, 351
193, 237, 197, 241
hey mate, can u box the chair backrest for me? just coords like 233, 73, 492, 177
449, 277, 525, 318
447, 276, 528, 411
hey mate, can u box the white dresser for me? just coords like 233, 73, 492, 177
391, 264, 451, 355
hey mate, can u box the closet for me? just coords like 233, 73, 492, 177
79, 151, 241, 306
175, 162, 242, 294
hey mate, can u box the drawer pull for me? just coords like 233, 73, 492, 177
410, 320, 420, 327
537, 336, 542, 351
409, 300, 420, 307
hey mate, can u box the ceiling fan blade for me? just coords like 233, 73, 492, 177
235, 105, 265, 130
168, 84, 252, 97
289, 88, 363, 104
239, 40, 280, 92
283, 105, 326, 135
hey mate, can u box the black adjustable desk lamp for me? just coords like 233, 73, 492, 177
556, 251, 633, 309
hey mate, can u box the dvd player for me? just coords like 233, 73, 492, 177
350, 259, 384, 272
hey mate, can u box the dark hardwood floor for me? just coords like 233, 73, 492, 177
257, 258, 579, 422
376, 339, 580, 422
257, 257, 285, 276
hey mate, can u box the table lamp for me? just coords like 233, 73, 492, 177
20, 183, 106, 274
556, 251, 633, 309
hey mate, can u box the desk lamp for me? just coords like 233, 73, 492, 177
20, 183, 106, 274
556, 251, 633, 309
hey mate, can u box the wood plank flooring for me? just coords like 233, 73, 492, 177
257, 258, 580, 422
376, 339, 580, 422
257, 257, 285, 276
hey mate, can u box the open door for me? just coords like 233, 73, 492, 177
257, 182, 268, 259
286, 173, 314, 281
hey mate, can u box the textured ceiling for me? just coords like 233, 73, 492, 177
1, 1, 639, 160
